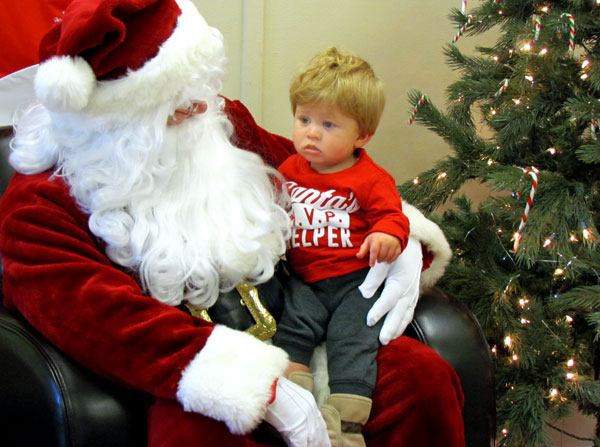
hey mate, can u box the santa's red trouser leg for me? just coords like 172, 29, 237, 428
147, 335, 465, 447
365, 335, 466, 447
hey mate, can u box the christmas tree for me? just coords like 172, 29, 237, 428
398, 1, 600, 446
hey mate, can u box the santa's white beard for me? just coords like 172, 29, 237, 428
10, 101, 291, 308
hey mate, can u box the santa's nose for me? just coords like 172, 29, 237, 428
167, 101, 207, 126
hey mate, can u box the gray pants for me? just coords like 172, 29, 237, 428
272, 268, 383, 397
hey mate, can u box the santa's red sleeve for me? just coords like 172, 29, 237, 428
0, 171, 288, 435
223, 98, 296, 168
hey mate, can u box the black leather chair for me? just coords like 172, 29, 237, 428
0, 129, 495, 446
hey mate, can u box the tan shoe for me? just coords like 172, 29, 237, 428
321, 393, 372, 447
287, 371, 314, 393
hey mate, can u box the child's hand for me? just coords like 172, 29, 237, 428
356, 232, 403, 267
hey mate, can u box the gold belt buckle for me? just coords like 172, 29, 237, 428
185, 283, 277, 341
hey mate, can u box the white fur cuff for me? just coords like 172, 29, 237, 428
176, 325, 288, 434
402, 201, 452, 288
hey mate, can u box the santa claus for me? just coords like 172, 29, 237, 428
0, 0, 464, 446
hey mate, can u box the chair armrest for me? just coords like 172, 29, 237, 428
0, 305, 151, 447
405, 288, 495, 447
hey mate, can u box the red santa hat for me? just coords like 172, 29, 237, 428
34, 0, 221, 117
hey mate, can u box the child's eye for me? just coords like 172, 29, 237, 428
299, 116, 310, 124
323, 121, 335, 128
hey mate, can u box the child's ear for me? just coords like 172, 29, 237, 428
355, 133, 373, 148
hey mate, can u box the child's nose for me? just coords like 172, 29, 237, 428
307, 125, 321, 139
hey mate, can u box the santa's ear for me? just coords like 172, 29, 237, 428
35, 56, 96, 112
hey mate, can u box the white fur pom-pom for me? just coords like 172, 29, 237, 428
35, 56, 96, 112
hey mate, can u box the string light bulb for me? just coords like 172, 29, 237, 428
539, 48, 548, 55
580, 220, 595, 241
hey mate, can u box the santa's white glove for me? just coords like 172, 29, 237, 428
359, 237, 423, 345
264, 376, 330, 447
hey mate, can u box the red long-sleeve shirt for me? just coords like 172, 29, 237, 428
279, 149, 410, 283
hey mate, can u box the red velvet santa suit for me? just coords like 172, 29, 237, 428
0, 98, 465, 446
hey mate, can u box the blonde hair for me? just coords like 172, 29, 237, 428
290, 47, 385, 136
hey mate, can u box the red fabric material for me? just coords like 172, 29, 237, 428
0, 0, 70, 78
267, 378, 278, 405
365, 336, 466, 447
146, 337, 465, 447
422, 242, 434, 272
279, 150, 410, 283
149, 398, 280, 447
38, 0, 182, 80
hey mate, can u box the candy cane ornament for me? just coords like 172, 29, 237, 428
462, 0, 467, 14
532, 16, 541, 43
495, 78, 509, 97
561, 13, 575, 53
453, 15, 473, 43
513, 168, 539, 252
408, 94, 426, 125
